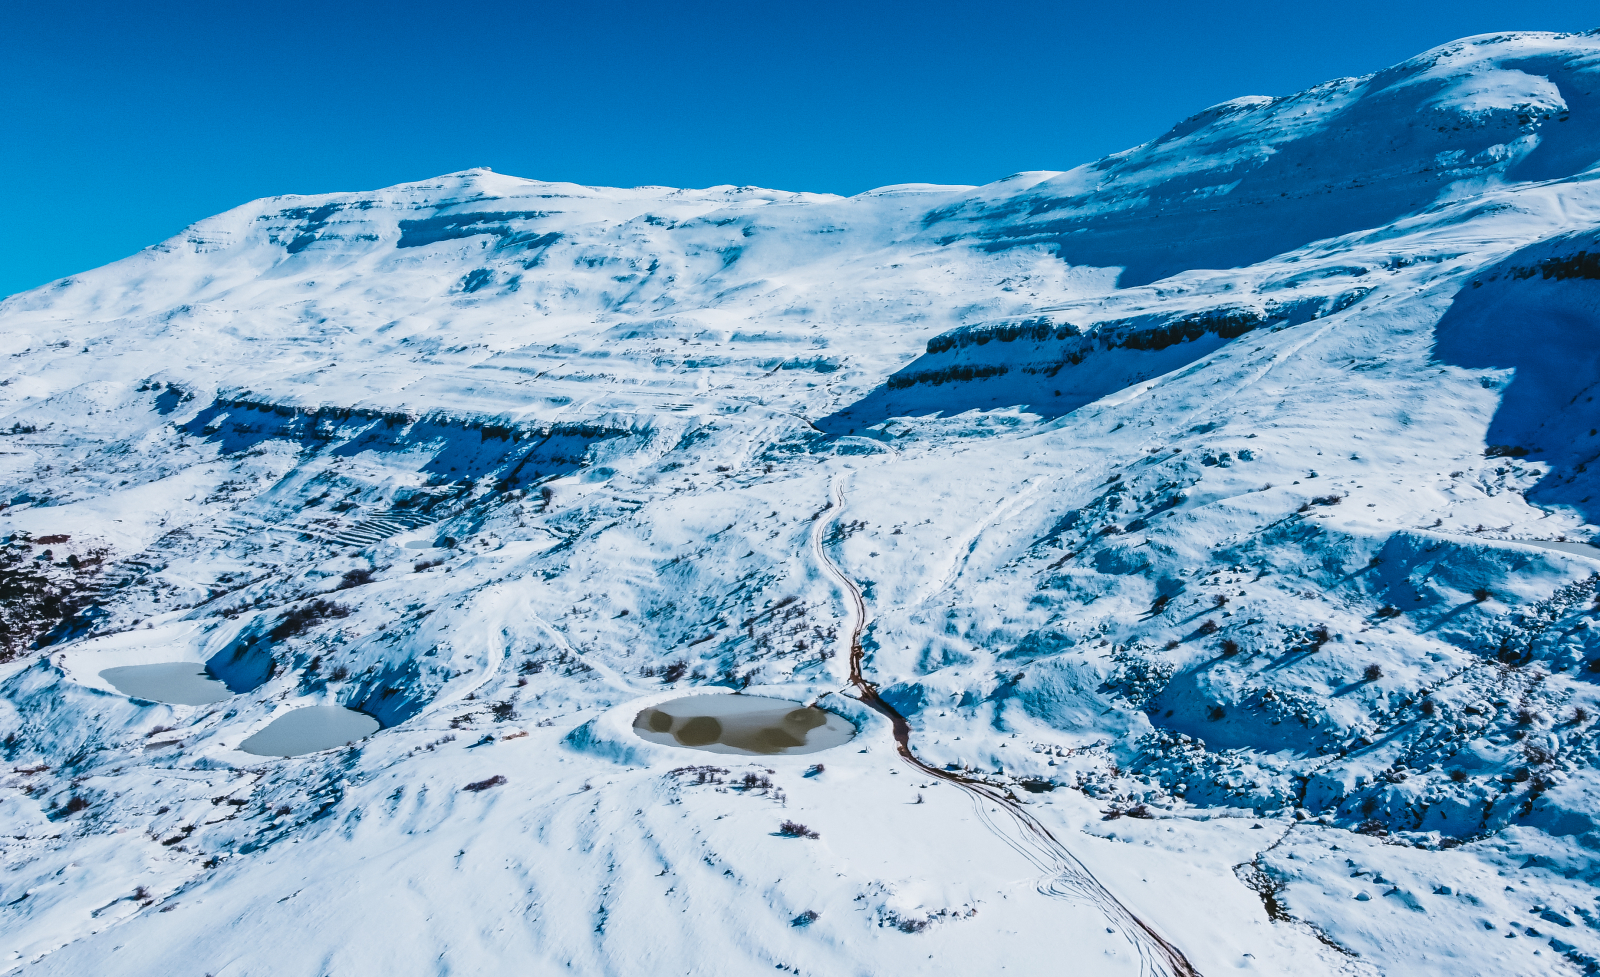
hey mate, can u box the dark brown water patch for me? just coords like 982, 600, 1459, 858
633, 694, 854, 756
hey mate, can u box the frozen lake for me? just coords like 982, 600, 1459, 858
99, 663, 234, 706
239, 706, 381, 757
633, 694, 855, 755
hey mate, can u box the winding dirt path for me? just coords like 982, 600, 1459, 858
811, 472, 1201, 977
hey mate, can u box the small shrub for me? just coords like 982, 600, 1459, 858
338, 567, 374, 589
63, 795, 89, 814
490, 700, 515, 721
1207, 705, 1225, 720
1301, 495, 1343, 511
269, 600, 351, 641
1419, 698, 1435, 716
778, 820, 819, 839
1484, 445, 1529, 459
1573, 706, 1591, 725
1220, 639, 1239, 656
1472, 587, 1492, 603
1375, 605, 1401, 619
1213, 593, 1229, 607
1197, 619, 1219, 636
328, 665, 349, 681
1450, 769, 1468, 783
463, 775, 507, 792
1363, 663, 1384, 682
1164, 639, 1180, 650
672, 765, 728, 784
661, 660, 689, 683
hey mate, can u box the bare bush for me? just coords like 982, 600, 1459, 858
338, 567, 374, 589
269, 600, 351, 640
778, 820, 819, 839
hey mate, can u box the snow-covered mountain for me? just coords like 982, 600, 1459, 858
4, 28, 1600, 976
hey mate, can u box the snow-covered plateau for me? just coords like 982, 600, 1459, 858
5, 28, 1600, 976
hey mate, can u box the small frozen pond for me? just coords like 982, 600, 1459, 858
100, 663, 233, 706
1523, 539, 1600, 560
239, 706, 381, 757
633, 694, 855, 755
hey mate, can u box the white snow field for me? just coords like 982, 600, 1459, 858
5, 28, 1600, 976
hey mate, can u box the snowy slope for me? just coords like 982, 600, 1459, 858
4, 28, 1600, 977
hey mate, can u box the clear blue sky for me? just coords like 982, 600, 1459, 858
2, 0, 1595, 298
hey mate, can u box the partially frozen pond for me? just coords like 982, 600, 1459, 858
239, 706, 381, 757
100, 663, 233, 706
633, 694, 855, 755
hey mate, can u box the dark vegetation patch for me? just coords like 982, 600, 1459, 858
0, 532, 109, 661
671, 765, 729, 785
269, 600, 351, 641
338, 567, 374, 589
778, 819, 819, 839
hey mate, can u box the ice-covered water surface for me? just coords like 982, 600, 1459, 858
98, 663, 233, 705
634, 694, 855, 755
238, 707, 381, 757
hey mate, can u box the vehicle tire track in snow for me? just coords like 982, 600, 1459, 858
908, 473, 1046, 611
811, 473, 1202, 977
